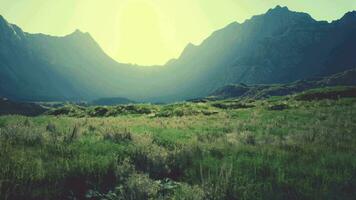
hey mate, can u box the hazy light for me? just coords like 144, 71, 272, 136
1, 0, 355, 65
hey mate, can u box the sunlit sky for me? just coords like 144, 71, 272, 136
1, 0, 356, 65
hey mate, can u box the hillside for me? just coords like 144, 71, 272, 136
166, 6, 356, 98
209, 68, 356, 100
1, 6, 356, 102
0, 15, 160, 101
0, 97, 47, 116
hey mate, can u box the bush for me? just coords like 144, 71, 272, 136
46, 123, 56, 132
130, 141, 170, 179
196, 132, 226, 143
89, 107, 109, 117
126, 173, 160, 199
239, 131, 256, 145
103, 128, 132, 143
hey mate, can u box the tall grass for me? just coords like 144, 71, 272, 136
0, 97, 355, 199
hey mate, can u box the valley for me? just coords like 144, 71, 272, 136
0, 4, 356, 200
1, 6, 356, 102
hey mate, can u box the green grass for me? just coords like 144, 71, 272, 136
1, 94, 356, 199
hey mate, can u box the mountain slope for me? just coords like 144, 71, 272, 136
1, 6, 356, 102
208, 68, 356, 100
0, 15, 161, 101
165, 6, 356, 99
0, 97, 47, 116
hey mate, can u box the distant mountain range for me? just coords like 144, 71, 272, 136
1, 6, 356, 102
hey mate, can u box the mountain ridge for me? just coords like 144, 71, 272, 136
1, 7, 356, 102
167, 6, 356, 98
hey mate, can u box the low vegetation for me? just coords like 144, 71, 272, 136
295, 86, 356, 101
1, 87, 356, 199
209, 69, 356, 100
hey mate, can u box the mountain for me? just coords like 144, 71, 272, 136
165, 6, 356, 99
0, 15, 162, 101
1, 6, 356, 102
0, 15, 107, 101
0, 97, 47, 116
207, 68, 356, 100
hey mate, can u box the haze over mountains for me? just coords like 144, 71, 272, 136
1, 6, 356, 102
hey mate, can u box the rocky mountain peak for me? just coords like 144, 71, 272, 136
0, 15, 9, 29
339, 11, 356, 24
267, 5, 290, 14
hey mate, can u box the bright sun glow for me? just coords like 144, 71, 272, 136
1, 0, 356, 65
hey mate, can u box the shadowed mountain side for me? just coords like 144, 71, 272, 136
208, 68, 356, 100
165, 6, 356, 100
1, 6, 356, 102
0, 15, 165, 101
0, 97, 47, 116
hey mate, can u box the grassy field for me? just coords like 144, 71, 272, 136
1, 90, 356, 199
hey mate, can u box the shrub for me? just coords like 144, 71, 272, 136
46, 123, 56, 132
103, 128, 132, 143
239, 131, 256, 145
130, 142, 170, 179
89, 107, 109, 117
196, 132, 226, 143
23, 118, 32, 127
115, 158, 136, 182
123, 173, 160, 200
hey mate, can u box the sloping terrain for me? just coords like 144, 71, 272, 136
0, 97, 47, 116
1, 6, 356, 102
165, 6, 356, 98
0, 15, 161, 101
209, 68, 356, 100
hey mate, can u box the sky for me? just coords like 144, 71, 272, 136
0, 0, 356, 65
